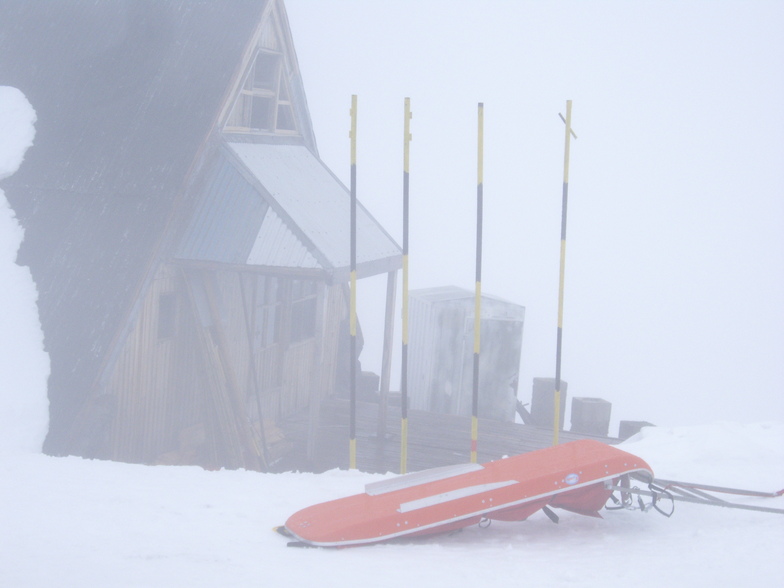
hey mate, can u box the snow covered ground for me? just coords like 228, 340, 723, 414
2, 88, 782, 587
1, 423, 782, 587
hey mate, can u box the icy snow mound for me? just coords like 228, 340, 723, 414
0, 86, 49, 455
0, 87, 36, 180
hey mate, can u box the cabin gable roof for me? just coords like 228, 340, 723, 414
0, 0, 266, 447
0, 0, 401, 454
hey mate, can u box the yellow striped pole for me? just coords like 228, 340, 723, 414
553, 100, 576, 446
400, 97, 412, 474
471, 102, 484, 463
349, 94, 358, 469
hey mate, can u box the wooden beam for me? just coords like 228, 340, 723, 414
307, 281, 328, 464
237, 273, 271, 470
377, 270, 397, 439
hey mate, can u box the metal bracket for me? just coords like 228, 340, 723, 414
558, 112, 578, 139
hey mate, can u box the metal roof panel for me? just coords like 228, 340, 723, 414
228, 143, 401, 272
247, 206, 322, 268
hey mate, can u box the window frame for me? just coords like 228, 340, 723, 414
224, 49, 299, 136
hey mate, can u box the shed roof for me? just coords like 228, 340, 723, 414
412, 286, 525, 310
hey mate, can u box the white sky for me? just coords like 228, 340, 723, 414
285, 0, 784, 430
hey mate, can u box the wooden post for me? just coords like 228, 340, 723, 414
377, 270, 397, 441
237, 273, 270, 470
307, 281, 327, 465
349, 95, 358, 469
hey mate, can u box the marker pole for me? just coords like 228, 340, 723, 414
471, 102, 484, 463
553, 100, 576, 446
400, 97, 412, 474
349, 94, 358, 468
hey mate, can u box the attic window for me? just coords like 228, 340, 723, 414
225, 50, 298, 135
253, 52, 279, 90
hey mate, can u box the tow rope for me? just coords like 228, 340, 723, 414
606, 474, 784, 516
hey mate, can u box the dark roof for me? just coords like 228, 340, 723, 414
0, 0, 266, 451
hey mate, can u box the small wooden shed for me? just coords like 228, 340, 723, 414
407, 286, 525, 423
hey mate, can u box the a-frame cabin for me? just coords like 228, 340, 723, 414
0, 0, 401, 470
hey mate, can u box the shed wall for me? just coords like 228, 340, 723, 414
408, 288, 525, 422
100, 263, 345, 469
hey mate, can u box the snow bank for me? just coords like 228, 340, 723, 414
0, 87, 36, 180
1, 422, 782, 587
0, 86, 49, 454
621, 420, 784, 490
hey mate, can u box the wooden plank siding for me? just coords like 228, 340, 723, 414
101, 262, 347, 470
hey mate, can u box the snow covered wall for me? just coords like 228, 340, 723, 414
0, 86, 49, 454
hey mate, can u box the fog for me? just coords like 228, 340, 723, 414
285, 0, 784, 430
2, 73, 783, 585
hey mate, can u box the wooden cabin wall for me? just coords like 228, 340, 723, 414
105, 263, 184, 464
318, 283, 347, 398
102, 262, 347, 470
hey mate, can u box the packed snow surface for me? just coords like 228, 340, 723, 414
1, 423, 782, 587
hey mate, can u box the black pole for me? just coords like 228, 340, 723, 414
349, 94, 357, 468
471, 102, 484, 463
400, 97, 412, 473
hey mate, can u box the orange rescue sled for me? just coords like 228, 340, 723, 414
282, 439, 653, 547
